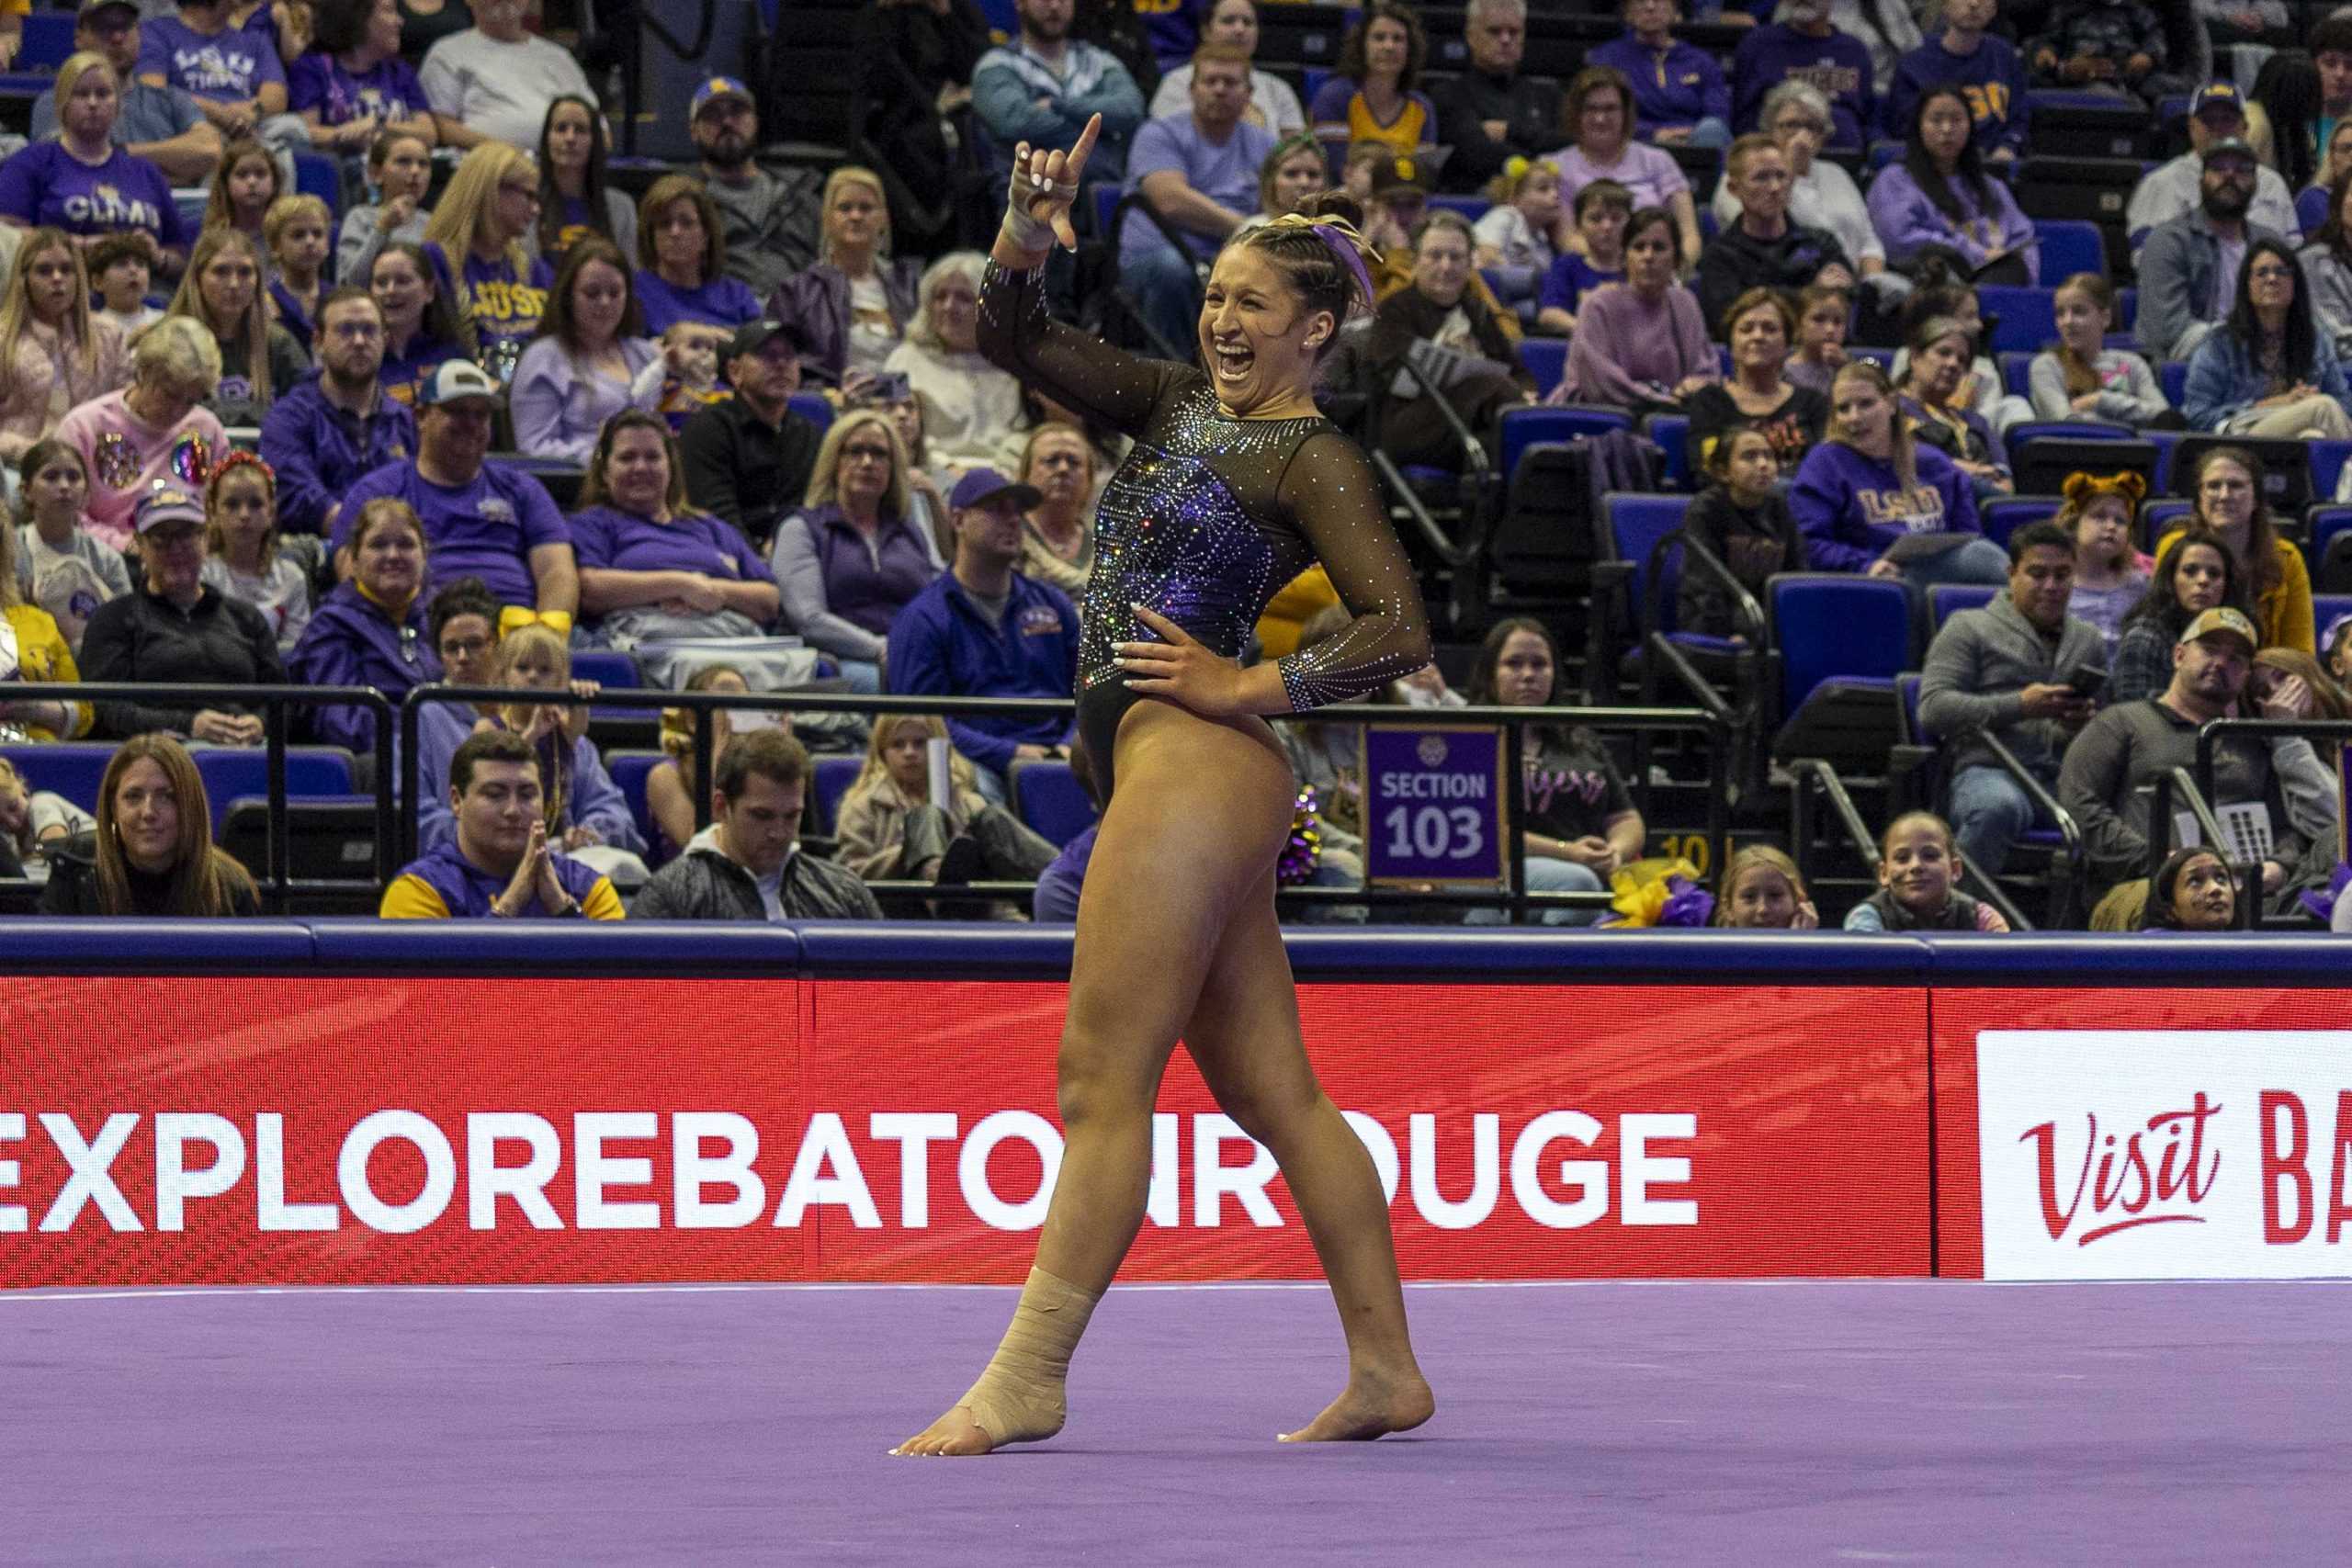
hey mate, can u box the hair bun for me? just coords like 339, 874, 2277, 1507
1297, 190, 1364, 231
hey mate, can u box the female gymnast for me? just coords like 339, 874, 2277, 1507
892, 116, 1436, 1457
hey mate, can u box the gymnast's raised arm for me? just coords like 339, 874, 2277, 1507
978, 114, 1183, 440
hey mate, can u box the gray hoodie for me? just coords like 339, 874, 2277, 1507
1918, 590, 2106, 778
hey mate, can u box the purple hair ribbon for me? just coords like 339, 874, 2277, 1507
1307, 222, 1376, 313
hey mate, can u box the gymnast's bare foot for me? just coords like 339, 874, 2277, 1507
890, 1403, 1000, 1457
1277, 1363, 1434, 1443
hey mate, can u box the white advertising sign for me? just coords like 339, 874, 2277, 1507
1977, 1032, 2352, 1280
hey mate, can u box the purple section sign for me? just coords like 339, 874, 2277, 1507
1361, 724, 1507, 885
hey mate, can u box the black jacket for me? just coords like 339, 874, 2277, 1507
1429, 68, 1563, 191
1692, 221, 1851, 336
677, 396, 825, 550
39, 829, 260, 916
78, 584, 285, 739
630, 839, 881, 922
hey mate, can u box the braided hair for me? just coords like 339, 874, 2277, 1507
1232, 191, 1382, 356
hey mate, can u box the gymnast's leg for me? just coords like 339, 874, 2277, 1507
891, 702, 1298, 1456
1182, 864, 1433, 1442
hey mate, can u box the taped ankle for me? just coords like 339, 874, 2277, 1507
956, 1266, 1103, 1447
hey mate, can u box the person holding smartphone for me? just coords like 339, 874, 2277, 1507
1917, 520, 2107, 881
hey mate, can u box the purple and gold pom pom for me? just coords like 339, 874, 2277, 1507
1277, 784, 1323, 886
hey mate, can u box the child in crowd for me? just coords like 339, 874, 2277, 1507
1844, 811, 2011, 931
1474, 158, 1566, 278
1340, 141, 1394, 204
474, 621, 650, 887
13, 439, 125, 653
197, 451, 311, 655
204, 139, 285, 250
264, 194, 334, 355
2141, 846, 2237, 931
0, 754, 92, 871
1679, 424, 1799, 640
2029, 273, 2174, 427
2325, 611, 2352, 684
833, 712, 1058, 892
86, 235, 161, 342
657, 321, 729, 433
339, 129, 432, 286
1785, 283, 1850, 395
2055, 470, 2151, 658
1536, 178, 1630, 335
1711, 844, 1818, 929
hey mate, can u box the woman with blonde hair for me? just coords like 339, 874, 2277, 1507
0, 229, 129, 466
647, 662, 754, 860
421, 141, 554, 383
767, 165, 922, 386
52, 315, 226, 549
834, 711, 1057, 887
39, 733, 258, 915
881, 250, 1021, 475
0, 503, 91, 741
0, 54, 193, 276
768, 408, 942, 691
165, 227, 308, 426
1790, 358, 2003, 587
630, 174, 760, 334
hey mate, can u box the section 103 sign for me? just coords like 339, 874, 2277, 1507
1362, 724, 1507, 886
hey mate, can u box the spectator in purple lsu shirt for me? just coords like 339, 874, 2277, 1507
0, 52, 194, 278
136, 0, 308, 171
331, 357, 579, 622
570, 409, 779, 649
288, 496, 436, 757
288, 0, 438, 163
1589, 0, 1732, 150
1732, 0, 1877, 152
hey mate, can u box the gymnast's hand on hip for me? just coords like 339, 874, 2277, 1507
1114, 605, 1251, 717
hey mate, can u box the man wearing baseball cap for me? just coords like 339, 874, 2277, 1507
689, 73, 819, 298
2126, 81, 2301, 255
2135, 130, 2289, 365
2060, 604, 2306, 912
677, 319, 824, 550
28, 0, 222, 184
885, 466, 1080, 797
332, 359, 578, 624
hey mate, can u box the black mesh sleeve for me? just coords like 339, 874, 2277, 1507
975, 258, 1185, 442
1272, 429, 1432, 711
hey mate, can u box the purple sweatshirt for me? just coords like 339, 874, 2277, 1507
1588, 35, 1729, 132
1790, 439, 1980, 572
1864, 162, 2039, 282
286, 579, 437, 755
1732, 23, 1876, 149
1887, 35, 2030, 159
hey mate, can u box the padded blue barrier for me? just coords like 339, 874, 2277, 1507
1517, 337, 1566, 397
786, 392, 834, 433
605, 750, 669, 863
1769, 574, 1911, 713
2007, 420, 2134, 451
811, 754, 861, 836
19, 11, 75, 69
305, 918, 802, 972
2, 922, 2349, 986
1978, 494, 2062, 550
1499, 406, 1629, 479
1978, 287, 2056, 355
1008, 759, 1095, 847
1928, 582, 1997, 630
192, 747, 356, 836
2, 742, 116, 814
1427, 195, 1490, 221
2031, 219, 2103, 282
2310, 440, 2352, 502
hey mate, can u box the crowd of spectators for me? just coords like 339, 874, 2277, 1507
0, 0, 2347, 937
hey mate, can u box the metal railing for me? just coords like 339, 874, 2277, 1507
0, 682, 397, 912
2187, 716, 2352, 931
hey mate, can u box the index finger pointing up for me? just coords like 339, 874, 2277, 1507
1066, 114, 1102, 180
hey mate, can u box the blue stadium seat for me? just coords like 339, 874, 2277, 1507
1008, 758, 1095, 847
19, 11, 75, 69
1499, 405, 1630, 480
1427, 195, 1490, 221
2310, 440, 2352, 502
2007, 420, 2135, 448
571, 649, 640, 689
1767, 573, 1912, 767
2308, 505, 2352, 568
2301, 185, 2332, 238
0, 742, 115, 815
2158, 360, 2187, 408
604, 750, 669, 865
2142, 498, 2193, 547
192, 747, 357, 837
2117, 288, 2134, 330
1092, 183, 1121, 241
1517, 337, 1567, 397
1928, 582, 1998, 630
1645, 413, 1690, 489
1602, 492, 1703, 638
1978, 494, 2063, 550
2316, 593, 2352, 636
1997, 353, 2033, 396
811, 754, 861, 837
1977, 287, 2056, 354
786, 392, 834, 433
2032, 220, 2103, 282
292, 151, 339, 213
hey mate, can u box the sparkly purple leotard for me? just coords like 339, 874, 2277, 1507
977, 258, 1431, 797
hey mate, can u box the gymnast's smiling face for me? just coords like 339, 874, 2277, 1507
1199, 247, 1335, 418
